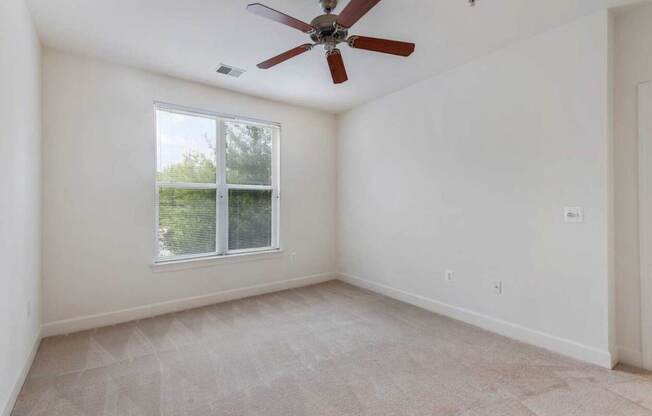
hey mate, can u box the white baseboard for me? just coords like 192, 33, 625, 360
2, 329, 41, 416
338, 272, 614, 369
42, 272, 335, 337
617, 345, 644, 368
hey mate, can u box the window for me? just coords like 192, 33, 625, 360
155, 103, 279, 262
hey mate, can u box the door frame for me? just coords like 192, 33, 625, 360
638, 81, 652, 370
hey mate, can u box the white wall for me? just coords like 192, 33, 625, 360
613, 3, 652, 366
41, 50, 336, 332
337, 11, 614, 366
0, 0, 42, 414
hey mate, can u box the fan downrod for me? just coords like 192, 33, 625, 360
319, 0, 338, 14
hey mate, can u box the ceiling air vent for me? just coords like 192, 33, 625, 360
216, 64, 246, 78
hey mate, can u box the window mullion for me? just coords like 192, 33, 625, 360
217, 119, 228, 255
225, 184, 273, 191
157, 182, 217, 190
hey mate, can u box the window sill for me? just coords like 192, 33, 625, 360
150, 249, 284, 273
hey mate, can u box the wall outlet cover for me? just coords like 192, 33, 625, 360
564, 207, 584, 223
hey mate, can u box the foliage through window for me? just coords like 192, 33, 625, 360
156, 105, 279, 261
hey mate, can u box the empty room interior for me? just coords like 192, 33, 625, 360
6, 0, 652, 414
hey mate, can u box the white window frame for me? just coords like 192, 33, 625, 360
154, 102, 281, 264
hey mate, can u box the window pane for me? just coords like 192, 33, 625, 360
157, 110, 217, 183
158, 188, 216, 258
225, 122, 272, 185
228, 189, 272, 250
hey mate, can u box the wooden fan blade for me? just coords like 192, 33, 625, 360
257, 44, 313, 69
246, 3, 315, 34
327, 49, 348, 84
348, 36, 415, 57
336, 0, 381, 28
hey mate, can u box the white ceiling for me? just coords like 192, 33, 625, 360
27, 0, 645, 113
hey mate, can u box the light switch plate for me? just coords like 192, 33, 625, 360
492, 281, 503, 295
564, 207, 584, 223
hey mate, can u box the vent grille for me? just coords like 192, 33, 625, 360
216, 64, 246, 78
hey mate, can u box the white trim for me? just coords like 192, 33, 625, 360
638, 81, 652, 370
41, 272, 335, 337
153, 105, 161, 263
154, 100, 280, 128
2, 329, 41, 416
618, 345, 644, 368
151, 248, 284, 272
271, 126, 280, 251
337, 272, 614, 368
225, 246, 276, 256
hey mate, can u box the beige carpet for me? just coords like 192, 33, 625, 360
12, 281, 652, 416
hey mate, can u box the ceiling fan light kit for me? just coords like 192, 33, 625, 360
246, 0, 416, 84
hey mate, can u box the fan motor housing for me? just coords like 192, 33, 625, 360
310, 14, 348, 47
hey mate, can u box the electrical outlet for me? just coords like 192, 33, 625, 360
564, 207, 584, 223
445, 270, 454, 282
492, 281, 503, 295
290, 251, 297, 264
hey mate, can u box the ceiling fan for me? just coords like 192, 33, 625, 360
246, 0, 416, 84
